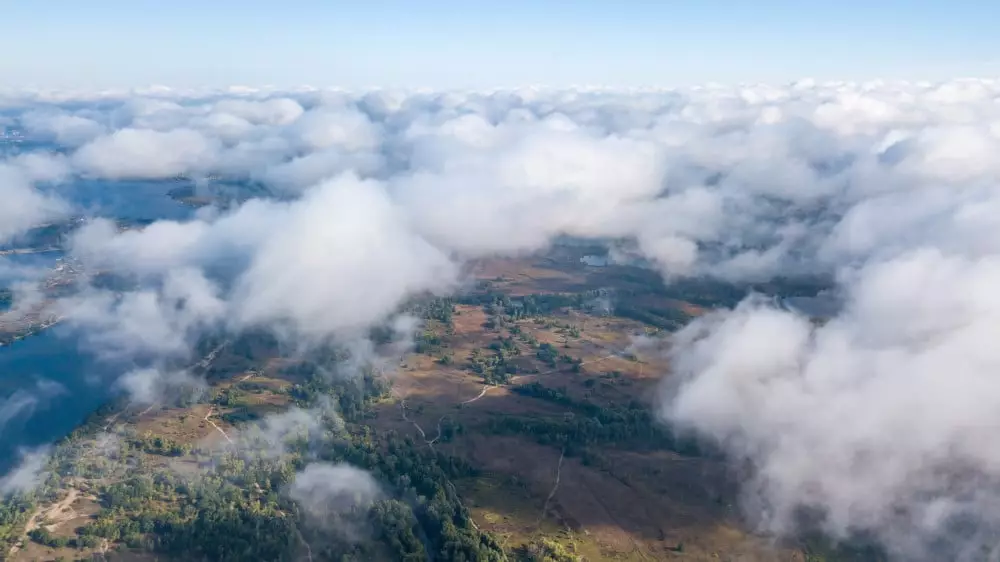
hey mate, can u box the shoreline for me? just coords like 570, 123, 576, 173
0, 317, 64, 347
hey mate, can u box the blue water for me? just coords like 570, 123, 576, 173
0, 328, 114, 475
52, 178, 196, 222
0, 177, 221, 478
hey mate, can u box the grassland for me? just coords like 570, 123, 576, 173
2, 247, 836, 561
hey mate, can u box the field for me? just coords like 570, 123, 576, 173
2, 245, 827, 561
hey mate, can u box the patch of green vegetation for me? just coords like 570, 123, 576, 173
490, 382, 702, 456
214, 387, 249, 408
414, 330, 445, 354
128, 432, 191, 457
0, 496, 34, 552
535, 343, 558, 368
74, 398, 505, 561
470, 343, 520, 385
220, 407, 263, 424
515, 537, 582, 561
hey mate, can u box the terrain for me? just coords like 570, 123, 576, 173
0, 244, 842, 562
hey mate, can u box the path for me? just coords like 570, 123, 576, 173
101, 343, 229, 434
400, 348, 624, 447
204, 406, 234, 445
426, 414, 451, 446
460, 384, 495, 405
8, 488, 81, 557
391, 346, 625, 537
535, 448, 565, 528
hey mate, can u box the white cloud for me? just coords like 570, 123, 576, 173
19, 110, 106, 146
287, 462, 381, 539
232, 174, 457, 339
116, 367, 207, 406
73, 128, 220, 179
0, 163, 68, 242
0, 447, 50, 495
0, 379, 67, 433
661, 250, 1000, 560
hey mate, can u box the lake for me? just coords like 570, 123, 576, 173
53, 178, 197, 223
0, 327, 114, 476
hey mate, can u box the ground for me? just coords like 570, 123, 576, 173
5, 247, 817, 561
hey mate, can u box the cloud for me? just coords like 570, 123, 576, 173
0, 447, 51, 495
73, 128, 220, 179
235, 397, 345, 459
231, 175, 457, 340
210, 97, 305, 127
0, 379, 67, 434
59, 267, 226, 360
287, 462, 381, 539
116, 367, 207, 406
67, 174, 457, 349
661, 250, 1000, 560
18, 110, 106, 147
0, 162, 68, 243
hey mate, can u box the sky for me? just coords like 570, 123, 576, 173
2, 0, 999, 89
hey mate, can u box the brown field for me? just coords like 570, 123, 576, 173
363, 255, 806, 560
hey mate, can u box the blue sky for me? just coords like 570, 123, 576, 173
2, 0, 998, 89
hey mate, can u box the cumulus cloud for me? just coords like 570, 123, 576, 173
0, 162, 68, 242
232, 175, 457, 339
59, 267, 226, 359
73, 128, 220, 179
66, 174, 457, 350
661, 250, 1000, 560
19, 110, 106, 147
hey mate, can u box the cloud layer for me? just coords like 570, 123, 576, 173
3, 79, 1000, 559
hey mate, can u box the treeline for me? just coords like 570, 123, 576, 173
461, 293, 586, 321
490, 382, 702, 457
612, 301, 689, 331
